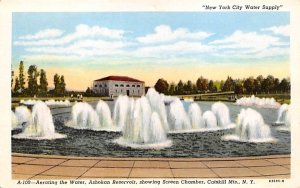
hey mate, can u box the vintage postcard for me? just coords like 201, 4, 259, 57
0, 0, 300, 187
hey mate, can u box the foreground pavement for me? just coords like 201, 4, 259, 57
12, 153, 290, 179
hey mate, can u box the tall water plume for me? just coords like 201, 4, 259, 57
13, 101, 66, 140
276, 104, 289, 123
202, 111, 218, 129
114, 96, 172, 149
14, 106, 32, 129
11, 111, 18, 130
168, 98, 191, 131
223, 108, 275, 142
188, 103, 205, 129
113, 95, 130, 130
96, 100, 116, 131
211, 102, 233, 128
275, 104, 290, 131
146, 88, 169, 131
68, 102, 100, 130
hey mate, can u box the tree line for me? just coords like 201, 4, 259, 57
12, 61, 67, 97
154, 75, 290, 95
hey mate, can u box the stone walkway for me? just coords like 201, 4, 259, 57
12, 153, 290, 179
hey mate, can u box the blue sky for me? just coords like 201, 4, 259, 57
12, 12, 290, 90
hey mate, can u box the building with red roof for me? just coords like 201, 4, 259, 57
92, 76, 145, 97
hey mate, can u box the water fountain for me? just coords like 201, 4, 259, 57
202, 111, 218, 129
96, 100, 118, 131
66, 102, 100, 130
168, 98, 191, 132
146, 88, 169, 131
166, 100, 235, 132
235, 95, 280, 109
14, 106, 32, 129
274, 104, 290, 131
114, 96, 172, 149
211, 102, 235, 129
11, 111, 18, 130
160, 94, 176, 105
13, 101, 66, 140
223, 108, 275, 142
11, 89, 290, 157
45, 99, 71, 106
113, 95, 130, 130
188, 103, 205, 129
284, 109, 291, 129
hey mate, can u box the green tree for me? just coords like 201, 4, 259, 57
14, 77, 20, 93
273, 78, 280, 93
168, 82, 176, 95
85, 87, 94, 96
196, 76, 208, 92
53, 74, 60, 95
192, 83, 197, 93
53, 74, 67, 96
253, 79, 261, 94
262, 75, 275, 94
279, 78, 290, 93
222, 76, 235, 91
234, 80, 244, 95
154, 78, 169, 94
185, 80, 193, 94
244, 77, 255, 94
19, 61, 26, 93
256, 75, 264, 94
39, 69, 48, 96
176, 80, 184, 94
213, 80, 222, 92
27, 65, 40, 96
60, 75, 66, 95
219, 80, 224, 92
208, 80, 214, 92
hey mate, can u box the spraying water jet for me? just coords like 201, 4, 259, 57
13, 101, 66, 140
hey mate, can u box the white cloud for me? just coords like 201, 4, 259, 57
137, 25, 213, 44
210, 31, 284, 52
14, 25, 289, 61
25, 39, 127, 57
21, 54, 83, 63
213, 46, 289, 59
135, 41, 213, 57
14, 24, 126, 46
19, 29, 64, 40
262, 25, 290, 37
255, 47, 289, 58
208, 30, 289, 59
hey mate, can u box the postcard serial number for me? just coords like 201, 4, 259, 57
269, 179, 284, 183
